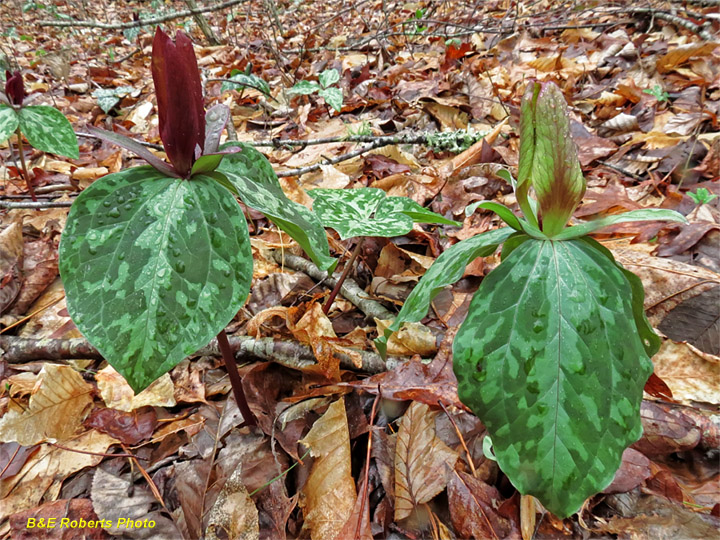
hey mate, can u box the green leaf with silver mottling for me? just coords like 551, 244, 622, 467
374, 227, 515, 358
59, 166, 252, 392
376, 196, 461, 227
318, 69, 341, 88
217, 142, 336, 272
579, 236, 660, 357
309, 188, 413, 240
220, 72, 271, 97
18, 105, 79, 158
453, 238, 652, 517
288, 80, 321, 96
318, 87, 344, 112
553, 208, 688, 240
0, 104, 19, 143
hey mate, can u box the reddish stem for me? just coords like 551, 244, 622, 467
323, 236, 365, 315
15, 127, 37, 202
216, 330, 257, 427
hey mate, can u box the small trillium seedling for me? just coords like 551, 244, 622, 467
59, 27, 335, 426
375, 81, 687, 517
0, 69, 79, 201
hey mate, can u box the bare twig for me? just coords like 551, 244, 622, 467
38, 0, 251, 28
272, 250, 395, 321
0, 334, 399, 374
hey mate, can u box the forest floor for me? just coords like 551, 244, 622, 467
0, 0, 718, 539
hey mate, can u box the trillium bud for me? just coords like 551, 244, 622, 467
5, 70, 26, 106
151, 27, 205, 178
518, 81, 586, 237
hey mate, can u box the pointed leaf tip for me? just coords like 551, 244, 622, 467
152, 27, 205, 177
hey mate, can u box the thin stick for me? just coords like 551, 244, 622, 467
323, 237, 365, 315
216, 330, 257, 427
14, 128, 36, 202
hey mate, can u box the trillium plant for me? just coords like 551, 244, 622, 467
0, 70, 79, 200
59, 27, 335, 426
376, 81, 687, 517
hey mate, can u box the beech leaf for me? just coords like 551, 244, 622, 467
0, 364, 93, 446
300, 399, 356, 540
394, 401, 458, 521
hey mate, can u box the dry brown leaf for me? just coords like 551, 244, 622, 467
206, 465, 259, 540
0, 430, 117, 520
652, 339, 720, 404
375, 319, 437, 357
657, 43, 719, 74
394, 401, 458, 521
91, 467, 180, 538
95, 365, 176, 412
447, 469, 512, 539
300, 398, 356, 540
0, 223, 23, 315
0, 364, 93, 446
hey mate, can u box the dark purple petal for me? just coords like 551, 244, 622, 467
86, 125, 180, 178
151, 27, 205, 178
5, 70, 26, 106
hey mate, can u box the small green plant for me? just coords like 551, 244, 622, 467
376, 81, 687, 517
426, 127, 488, 153
407, 7, 428, 34
92, 85, 139, 114
643, 84, 670, 102
0, 70, 79, 200
687, 187, 717, 205
288, 69, 343, 112
221, 65, 270, 97
59, 27, 335, 425
309, 187, 460, 313
345, 121, 372, 138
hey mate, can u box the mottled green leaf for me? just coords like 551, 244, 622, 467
59, 166, 252, 392
309, 188, 412, 239
310, 187, 456, 240
217, 143, 336, 272
318, 69, 341, 88
453, 238, 652, 517
318, 87, 344, 112
288, 80, 321, 96
0, 104, 19, 143
374, 227, 515, 358
92, 86, 137, 113
18, 105, 79, 158
554, 209, 688, 240
375, 196, 461, 227
579, 237, 660, 357
221, 72, 270, 96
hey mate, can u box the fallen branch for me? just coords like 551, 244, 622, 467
276, 139, 390, 177
272, 250, 396, 321
0, 335, 398, 374
38, 0, 250, 29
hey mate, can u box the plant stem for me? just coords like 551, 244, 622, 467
14, 127, 37, 202
323, 236, 365, 315
216, 330, 257, 427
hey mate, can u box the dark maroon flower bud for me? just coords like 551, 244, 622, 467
5, 70, 26, 106
151, 27, 205, 178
